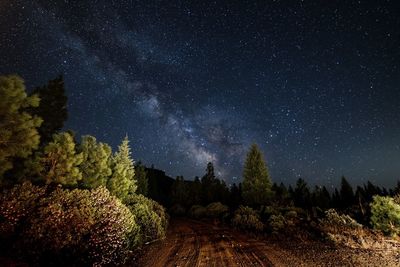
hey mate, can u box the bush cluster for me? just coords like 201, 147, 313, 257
0, 182, 167, 266
370, 195, 400, 237
232, 205, 263, 232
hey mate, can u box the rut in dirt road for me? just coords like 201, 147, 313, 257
138, 219, 277, 267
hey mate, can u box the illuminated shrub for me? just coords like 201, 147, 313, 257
0, 182, 46, 236
205, 202, 229, 219
0, 184, 139, 266
268, 214, 286, 233
232, 205, 263, 232
125, 194, 168, 244
370, 195, 400, 237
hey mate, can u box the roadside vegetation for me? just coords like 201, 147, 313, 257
0, 75, 399, 266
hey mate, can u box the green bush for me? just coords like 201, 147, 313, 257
188, 205, 206, 219
205, 202, 229, 219
319, 209, 362, 230
0, 182, 46, 236
268, 214, 286, 233
125, 194, 168, 244
0, 185, 139, 266
370, 195, 400, 237
232, 205, 263, 232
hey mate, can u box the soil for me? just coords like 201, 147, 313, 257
136, 218, 400, 267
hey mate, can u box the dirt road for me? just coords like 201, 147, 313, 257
137, 218, 400, 267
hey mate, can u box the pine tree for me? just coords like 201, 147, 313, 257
30, 75, 68, 144
340, 176, 355, 209
189, 176, 202, 205
292, 178, 311, 208
170, 176, 188, 206
78, 135, 112, 189
0, 75, 43, 178
242, 144, 273, 206
135, 161, 148, 196
201, 162, 217, 204
107, 136, 136, 202
27, 132, 83, 185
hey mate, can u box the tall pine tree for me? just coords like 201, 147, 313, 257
135, 161, 148, 196
27, 132, 83, 186
107, 136, 136, 202
0, 75, 43, 179
30, 75, 68, 144
79, 135, 112, 189
242, 144, 273, 206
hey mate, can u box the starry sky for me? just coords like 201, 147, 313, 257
1, 0, 399, 188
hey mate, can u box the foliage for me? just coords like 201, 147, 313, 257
205, 202, 229, 219
79, 135, 112, 189
125, 194, 167, 244
0, 184, 139, 266
29, 75, 68, 144
242, 144, 273, 206
170, 176, 188, 206
370, 195, 400, 237
339, 176, 355, 209
319, 209, 362, 230
188, 205, 207, 219
0, 75, 42, 178
232, 205, 263, 232
26, 132, 83, 186
135, 162, 148, 196
0, 181, 46, 236
268, 214, 286, 233
107, 136, 136, 202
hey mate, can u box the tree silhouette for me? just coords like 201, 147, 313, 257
30, 75, 67, 145
242, 144, 273, 206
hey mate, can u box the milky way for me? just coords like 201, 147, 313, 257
1, 1, 399, 188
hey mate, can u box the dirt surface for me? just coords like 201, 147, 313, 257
137, 218, 400, 267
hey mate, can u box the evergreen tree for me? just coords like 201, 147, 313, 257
30, 75, 68, 144
311, 185, 331, 209
242, 144, 273, 206
201, 162, 217, 204
292, 178, 311, 208
189, 176, 202, 206
78, 135, 112, 189
27, 132, 83, 185
135, 161, 148, 196
339, 176, 355, 209
229, 183, 242, 208
0, 75, 43, 178
170, 176, 188, 206
107, 136, 136, 202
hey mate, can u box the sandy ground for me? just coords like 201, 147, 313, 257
136, 218, 400, 267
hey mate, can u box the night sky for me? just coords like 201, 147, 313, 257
1, 1, 399, 188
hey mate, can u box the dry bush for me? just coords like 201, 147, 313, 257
232, 205, 264, 232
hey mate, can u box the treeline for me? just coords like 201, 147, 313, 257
146, 144, 400, 237
0, 75, 167, 266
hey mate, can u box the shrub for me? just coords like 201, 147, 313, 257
24, 186, 139, 266
205, 202, 229, 219
188, 205, 206, 219
320, 209, 362, 230
0, 184, 139, 266
268, 214, 286, 233
125, 194, 168, 244
232, 205, 263, 232
370, 195, 400, 237
0, 182, 46, 236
